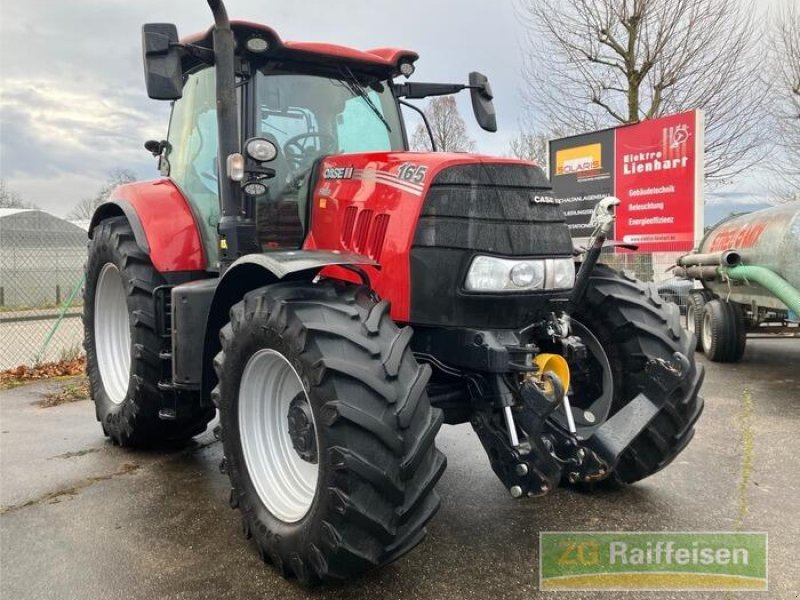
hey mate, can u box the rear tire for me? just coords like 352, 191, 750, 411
565, 265, 704, 487
214, 280, 446, 584
686, 289, 714, 351
701, 299, 747, 363
84, 217, 214, 447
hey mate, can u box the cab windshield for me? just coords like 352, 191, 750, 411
252, 71, 405, 248
256, 71, 405, 161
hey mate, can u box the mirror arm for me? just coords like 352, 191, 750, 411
394, 82, 466, 99
399, 100, 438, 152
464, 84, 492, 99
177, 42, 215, 65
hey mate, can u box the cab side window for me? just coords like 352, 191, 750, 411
165, 67, 220, 267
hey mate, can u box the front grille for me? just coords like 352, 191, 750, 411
408, 163, 572, 329
413, 164, 572, 256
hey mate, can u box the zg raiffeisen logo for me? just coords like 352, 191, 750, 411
555, 143, 602, 176
539, 532, 767, 591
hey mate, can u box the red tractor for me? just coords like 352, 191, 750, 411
84, 0, 703, 585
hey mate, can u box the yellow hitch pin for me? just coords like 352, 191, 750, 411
533, 354, 576, 434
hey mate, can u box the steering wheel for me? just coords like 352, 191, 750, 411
283, 132, 336, 172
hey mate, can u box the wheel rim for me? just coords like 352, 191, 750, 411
94, 263, 131, 405
555, 319, 614, 437
239, 349, 319, 523
702, 310, 713, 351
687, 304, 696, 334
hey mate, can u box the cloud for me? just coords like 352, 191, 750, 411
0, 76, 166, 215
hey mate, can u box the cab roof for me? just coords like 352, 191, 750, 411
181, 21, 418, 78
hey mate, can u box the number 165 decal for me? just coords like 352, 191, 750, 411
397, 163, 428, 184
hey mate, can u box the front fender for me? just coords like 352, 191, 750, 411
197, 250, 378, 400
224, 250, 378, 280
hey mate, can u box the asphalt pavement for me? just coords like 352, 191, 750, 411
1, 336, 798, 599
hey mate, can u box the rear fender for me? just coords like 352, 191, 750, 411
88, 179, 205, 273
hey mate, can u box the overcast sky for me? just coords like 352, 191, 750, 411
0, 0, 529, 216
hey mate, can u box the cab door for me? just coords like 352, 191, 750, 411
164, 67, 220, 268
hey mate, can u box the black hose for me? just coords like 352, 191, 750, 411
566, 235, 604, 314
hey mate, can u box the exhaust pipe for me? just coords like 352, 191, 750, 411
208, 0, 260, 270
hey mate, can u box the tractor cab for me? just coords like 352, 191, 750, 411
143, 20, 494, 269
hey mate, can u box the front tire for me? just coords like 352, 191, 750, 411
84, 217, 214, 446
214, 280, 446, 584
564, 265, 705, 486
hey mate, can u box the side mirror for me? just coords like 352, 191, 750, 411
469, 72, 497, 133
142, 23, 183, 100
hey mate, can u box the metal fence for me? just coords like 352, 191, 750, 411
0, 210, 87, 369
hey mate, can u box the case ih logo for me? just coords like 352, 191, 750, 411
323, 166, 354, 180
555, 143, 602, 176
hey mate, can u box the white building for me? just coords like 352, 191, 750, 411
0, 209, 87, 308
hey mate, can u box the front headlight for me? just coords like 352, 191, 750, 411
550, 257, 577, 289
464, 256, 574, 292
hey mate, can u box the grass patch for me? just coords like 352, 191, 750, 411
38, 376, 90, 407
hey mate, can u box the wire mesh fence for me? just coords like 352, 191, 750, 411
0, 210, 87, 369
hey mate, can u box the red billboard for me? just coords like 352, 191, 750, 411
614, 111, 704, 251
550, 110, 704, 251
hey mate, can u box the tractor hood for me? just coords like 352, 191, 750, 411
312, 151, 544, 199
304, 151, 574, 327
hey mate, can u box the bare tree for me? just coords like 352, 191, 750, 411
508, 131, 550, 167
766, 3, 800, 202
0, 179, 36, 209
411, 97, 476, 152
518, 0, 767, 181
68, 169, 137, 220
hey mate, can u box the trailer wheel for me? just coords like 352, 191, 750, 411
686, 289, 714, 351
701, 299, 747, 363
562, 265, 704, 487
84, 217, 214, 446
214, 280, 445, 584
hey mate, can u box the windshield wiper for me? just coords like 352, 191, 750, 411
340, 68, 392, 133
